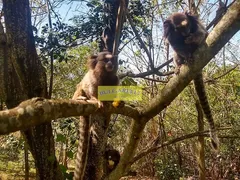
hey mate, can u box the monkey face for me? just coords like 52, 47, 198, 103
174, 21, 190, 36
88, 51, 116, 72
107, 156, 115, 169
99, 53, 115, 72
105, 149, 120, 171
104, 59, 114, 72
177, 26, 190, 36
171, 13, 191, 37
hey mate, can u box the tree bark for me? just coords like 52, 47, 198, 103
0, 21, 6, 102
84, 112, 110, 180
0, 98, 138, 135
84, 0, 128, 179
2, 0, 63, 179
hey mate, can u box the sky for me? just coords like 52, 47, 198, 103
41, 0, 239, 69
55, 1, 89, 23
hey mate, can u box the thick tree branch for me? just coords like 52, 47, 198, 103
113, 0, 128, 55
107, 2, 240, 179
0, 97, 140, 135
141, 1, 240, 120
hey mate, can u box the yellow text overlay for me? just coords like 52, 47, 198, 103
98, 86, 142, 101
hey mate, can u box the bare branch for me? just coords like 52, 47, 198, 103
205, 64, 239, 83
118, 59, 173, 79
130, 127, 232, 165
127, 13, 154, 70
206, 0, 235, 30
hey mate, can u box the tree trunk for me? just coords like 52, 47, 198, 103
84, 0, 124, 179
0, 18, 7, 103
2, 0, 63, 179
84, 113, 110, 180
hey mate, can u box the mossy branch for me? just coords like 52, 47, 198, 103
0, 97, 140, 135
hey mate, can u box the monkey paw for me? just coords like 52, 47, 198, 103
185, 34, 194, 44
76, 96, 88, 101
186, 56, 194, 63
86, 99, 103, 108
174, 66, 181, 75
97, 100, 104, 108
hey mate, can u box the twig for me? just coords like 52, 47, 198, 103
205, 64, 239, 83
130, 127, 232, 165
127, 13, 154, 70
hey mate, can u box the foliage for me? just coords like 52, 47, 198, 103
35, 22, 79, 64
1, 0, 240, 179
49, 43, 98, 99
155, 153, 183, 179
0, 134, 23, 160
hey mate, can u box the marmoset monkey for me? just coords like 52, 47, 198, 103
163, 12, 219, 150
105, 149, 120, 173
73, 51, 119, 180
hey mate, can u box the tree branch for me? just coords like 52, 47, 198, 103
107, 2, 240, 179
118, 58, 173, 79
141, 1, 240, 120
127, 13, 154, 70
205, 64, 239, 83
0, 97, 140, 135
130, 127, 232, 165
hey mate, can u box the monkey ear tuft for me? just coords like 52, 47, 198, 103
184, 11, 193, 17
105, 54, 113, 59
88, 55, 98, 69
163, 19, 171, 25
90, 55, 98, 59
163, 19, 172, 38
184, 11, 189, 16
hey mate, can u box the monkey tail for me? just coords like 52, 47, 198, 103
194, 72, 219, 150
74, 116, 91, 180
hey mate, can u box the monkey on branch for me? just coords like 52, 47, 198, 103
163, 12, 219, 150
72, 51, 119, 180
72, 0, 127, 179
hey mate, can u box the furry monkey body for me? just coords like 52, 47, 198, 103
163, 12, 219, 150
72, 51, 119, 180
164, 12, 207, 73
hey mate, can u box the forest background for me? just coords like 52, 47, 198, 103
0, 0, 239, 180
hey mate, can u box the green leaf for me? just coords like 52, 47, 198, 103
56, 134, 66, 142
67, 150, 74, 159
59, 164, 67, 173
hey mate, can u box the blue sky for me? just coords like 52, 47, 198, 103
50, 0, 239, 67
56, 1, 89, 23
